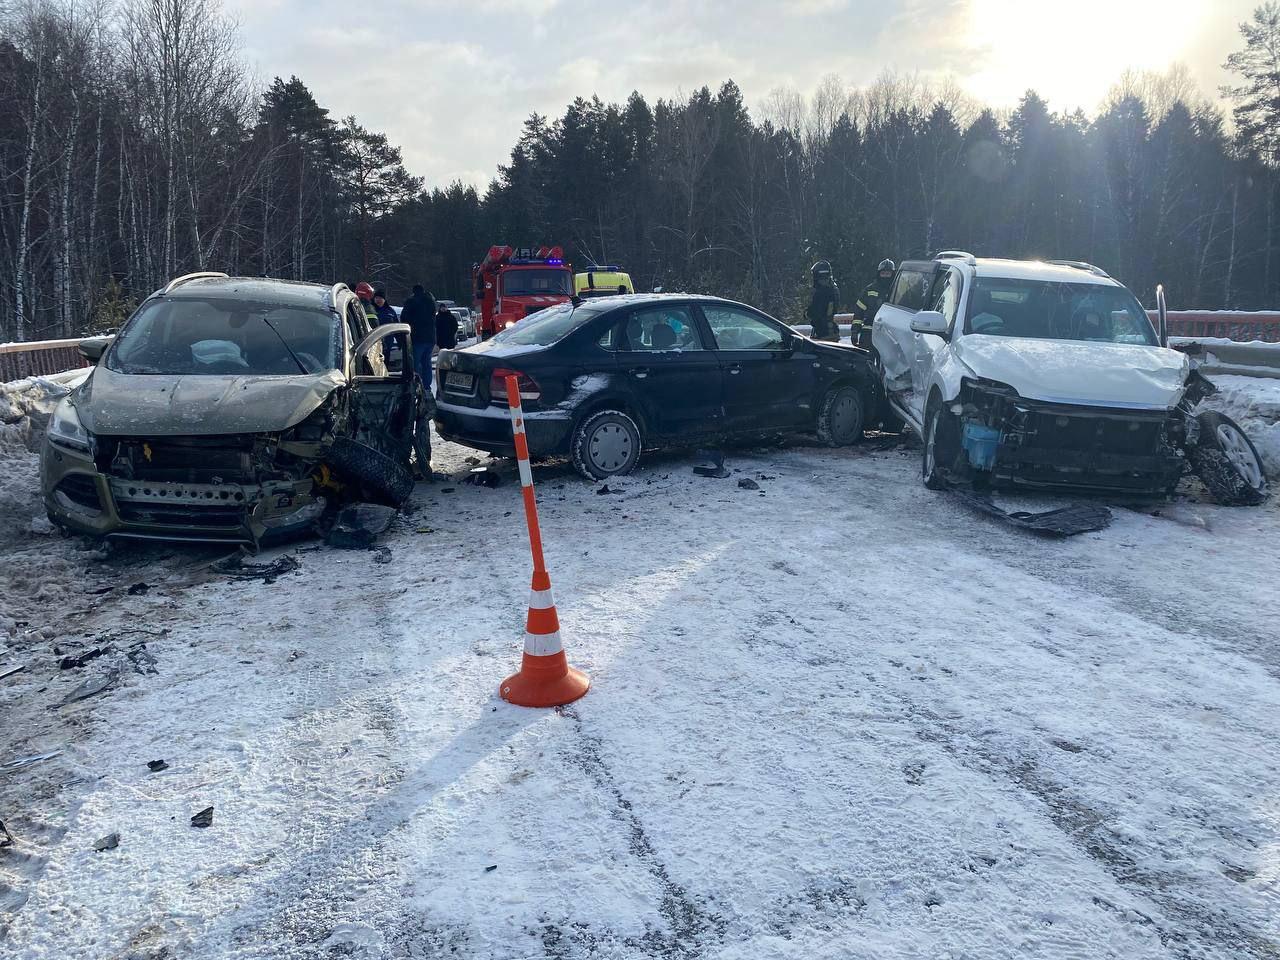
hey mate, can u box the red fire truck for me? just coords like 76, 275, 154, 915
472, 246, 573, 338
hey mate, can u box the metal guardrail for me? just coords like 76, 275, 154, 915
0, 339, 89, 383
1151, 311, 1280, 343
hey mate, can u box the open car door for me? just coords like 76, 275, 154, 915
334, 322, 432, 503
871, 260, 939, 427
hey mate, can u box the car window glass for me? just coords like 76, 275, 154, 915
965, 278, 1158, 345
109, 298, 340, 376
890, 268, 932, 310
621, 306, 704, 351
492, 302, 609, 346
703, 306, 784, 350
598, 324, 617, 351
930, 268, 962, 327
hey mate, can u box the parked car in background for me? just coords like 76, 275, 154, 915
873, 253, 1267, 504
451, 307, 475, 340
43, 273, 433, 545
435, 293, 880, 480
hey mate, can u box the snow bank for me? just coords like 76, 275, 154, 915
0, 376, 69, 542
1204, 374, 1280, 480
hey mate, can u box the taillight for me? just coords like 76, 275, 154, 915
489, 367, 542, 404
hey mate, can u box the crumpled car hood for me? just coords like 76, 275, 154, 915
954, 336, 1190, 409
75, 367, 345, 436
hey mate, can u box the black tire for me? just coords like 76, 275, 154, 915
571, 409, 642, 481
326, 436, 415, 506
922, 398, 959, 490
1187, 411, 1268, 506
816, 384, 865, 446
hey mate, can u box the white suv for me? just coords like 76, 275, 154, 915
872, 253, 1267, 504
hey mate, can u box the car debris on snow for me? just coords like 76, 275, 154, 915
2, 751, 62, 770
93, 832, 120, 852
372, 546, 393, 565
738, 478, 761, 490
125, 642, 158, 675
325, 503, 397, 549
951, 490, 1113, 537
0, 663, 26, 681
58, 647, 107, 670
190, 806, 214, 828
59, 667, 120, 706
462, 467, 502, 488
126, 582, 150, 596
210, 553, 300, 582
0, 819, 14, 847
147, 759, 169, 773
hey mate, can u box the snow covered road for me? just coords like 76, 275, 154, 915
2, 422, 1280, 958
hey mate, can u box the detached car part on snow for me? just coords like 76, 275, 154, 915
42, 275, 433, 546
874, 256, 1268, 505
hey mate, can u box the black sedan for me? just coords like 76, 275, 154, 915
434, 294, 880, 480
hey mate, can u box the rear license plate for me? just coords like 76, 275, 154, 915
445, 371, 475, 392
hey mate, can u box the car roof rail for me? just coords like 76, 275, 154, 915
1046, 259, 1111, 279
933, 250, 977, 266
163, 271, 229, 294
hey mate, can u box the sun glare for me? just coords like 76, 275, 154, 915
963, 0, 1213, 112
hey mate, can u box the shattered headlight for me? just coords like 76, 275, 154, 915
47, 398, 92, 453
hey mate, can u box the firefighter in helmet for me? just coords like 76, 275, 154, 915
805, 260, 840, 342
851, 259, 896, 350
355, 282, 379, 325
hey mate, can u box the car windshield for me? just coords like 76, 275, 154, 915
108, 297, 340, 375
492, 302, 606, 346
502, 269, 571, 297
966, 278, 1157, 345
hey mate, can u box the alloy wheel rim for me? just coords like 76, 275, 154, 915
589, 423, 632, 472
1217, 423, 1264, 489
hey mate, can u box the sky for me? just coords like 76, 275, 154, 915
225, 0, 1255, 191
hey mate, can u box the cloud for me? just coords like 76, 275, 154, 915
223, 0, 1254, 190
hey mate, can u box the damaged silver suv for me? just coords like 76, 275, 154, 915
42, 273, 433, 545
873, 254, 1267, 504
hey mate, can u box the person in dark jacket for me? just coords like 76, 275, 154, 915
370, 288, 404, 369
851, 259, 896, 349
399, 284, 437, 386
805, 260, 840, 341
435, 304, 459, 350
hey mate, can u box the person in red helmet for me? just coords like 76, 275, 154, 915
354, 282, 378, 324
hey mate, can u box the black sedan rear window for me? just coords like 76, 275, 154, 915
492, 302, 609, 346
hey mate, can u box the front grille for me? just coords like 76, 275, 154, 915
55, 475, 102, 511
114, 501, 246, 529
107, 436, 258, 484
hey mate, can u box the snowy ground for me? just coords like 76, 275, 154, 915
2, 376, 1280, 959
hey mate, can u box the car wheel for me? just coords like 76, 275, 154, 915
1187, 411, 1268, 506
816, 384, 865, 446
922, 400, 959, 490
326, 436, 415, 506
571, 409, 642, 481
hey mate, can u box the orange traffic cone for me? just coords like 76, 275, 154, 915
498, 374, 590, 708
500, 568, 589, 708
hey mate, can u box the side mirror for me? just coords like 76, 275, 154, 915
1155, 284, 1169, 348
910, 310, 949, 337
78, 336, 112, 362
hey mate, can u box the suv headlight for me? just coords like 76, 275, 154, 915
48, 398, 92, 453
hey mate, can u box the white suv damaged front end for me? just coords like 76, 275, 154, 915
873, 255, 1267, 504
